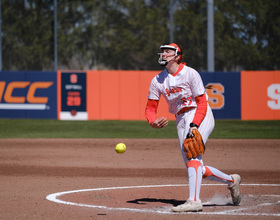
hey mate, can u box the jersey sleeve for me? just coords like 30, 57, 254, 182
148, 76, 161, 100
145, 99, 159, 125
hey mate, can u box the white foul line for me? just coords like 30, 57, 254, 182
46, 184, 280, 216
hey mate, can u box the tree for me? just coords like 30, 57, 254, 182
57, 0, 170, 70
2, 0, 53, 70
1, 0, 279, 71
174, 0, 208, 70
214, 0, 280, 71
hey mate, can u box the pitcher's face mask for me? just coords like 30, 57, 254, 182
158, 43, 182, 66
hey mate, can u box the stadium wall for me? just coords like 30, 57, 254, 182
0, 70, 279, 120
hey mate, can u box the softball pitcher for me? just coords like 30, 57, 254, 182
145, 43, 241, 212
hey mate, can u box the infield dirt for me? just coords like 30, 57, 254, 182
1, 139, 279, 219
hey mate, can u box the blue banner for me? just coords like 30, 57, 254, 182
0, 71, 57, 119
201, 72, 241, 119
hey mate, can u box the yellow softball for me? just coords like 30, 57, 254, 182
115, 143, 126, 154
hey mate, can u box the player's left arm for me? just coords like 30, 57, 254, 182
192, 94, 207, 126
145, 99, 168, 129
188, 69, 208, 132
189, 94, 207, 133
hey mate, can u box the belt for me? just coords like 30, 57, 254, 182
176, 107, 192, 116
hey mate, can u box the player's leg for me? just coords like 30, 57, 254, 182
186, 106, 214, 199
185, 105, 215, 202
199, 106, 241, 205
186, 159, 203, 202
173, 108, 212, 212
202, 165, 241, 205
202, 165, 233, 184
172, 156, 204, 212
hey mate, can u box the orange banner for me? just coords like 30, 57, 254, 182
241, 71, 280, 120
58, 70, 280, 121
86, 70, 174, 121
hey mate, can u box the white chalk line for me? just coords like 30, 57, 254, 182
46, 184, 280, 217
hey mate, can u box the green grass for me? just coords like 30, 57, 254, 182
0, 119, 279, 139
211, 120, 280, 139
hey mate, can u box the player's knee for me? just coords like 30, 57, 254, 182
186, 159, 201, 169
202, 166, 213, 178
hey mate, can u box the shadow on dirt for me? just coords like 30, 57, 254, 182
127, 198, 233, 207
127, 198, 183, 206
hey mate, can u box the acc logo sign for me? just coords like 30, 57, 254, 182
0, 81, 53, 110
206, 83, 225, 109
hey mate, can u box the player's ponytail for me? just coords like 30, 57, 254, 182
205, 84, 213, 90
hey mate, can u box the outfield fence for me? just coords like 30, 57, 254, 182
0, 70, 279, 120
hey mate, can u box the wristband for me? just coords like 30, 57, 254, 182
190, 122, 198, 128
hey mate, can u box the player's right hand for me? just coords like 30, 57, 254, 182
151, 117, 168, 129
